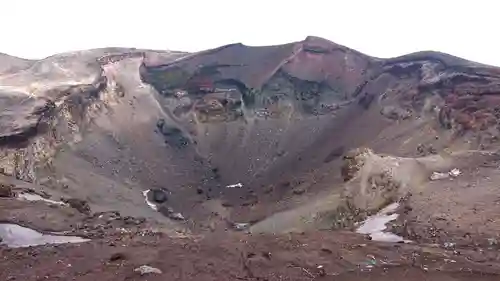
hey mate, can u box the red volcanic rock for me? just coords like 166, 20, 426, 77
141, 35, 500, 149
281, 36, 371, 92
142, 37, 373, 95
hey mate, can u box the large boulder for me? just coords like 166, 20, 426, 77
63, 198, 91, 214
148, 189, 168, 203
0, 182, 14, 197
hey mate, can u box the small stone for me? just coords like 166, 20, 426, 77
430, 172, 449, 181
263, 186, 273, 194
134, 265, 162, 275
320, 248, 333, 254
444, 242, 456, 248
232, 223, 250, 231
292, 188, 305, 195
169, 212, 185, 221
380, 105, 411, 120
226, 183, 243, 188
487, 238, 498, 246
317, 265, 326, 277
449, 168, 461, 177
109, 252, 126, 261
246, 252, 256, 258
221, 201, 233, 207
432, 213, 447, 221
158, 205, 174, 214
262, 252, 272, 259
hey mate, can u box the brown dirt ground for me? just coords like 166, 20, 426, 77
391, 164, 500, 248
2, 194, 500, 281
2, 229, 500, 281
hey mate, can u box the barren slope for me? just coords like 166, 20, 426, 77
2, 37, 500, 280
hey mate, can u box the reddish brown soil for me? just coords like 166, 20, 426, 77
2, 230, 500, 281
2, 194, 500, 281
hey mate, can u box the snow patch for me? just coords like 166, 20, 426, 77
430, 168, 461, 180
17, 193, 68, 206
356, 203, 410, 243
134, 265, 162, 275
142, 190, 158, 211
0, 223, 89, 248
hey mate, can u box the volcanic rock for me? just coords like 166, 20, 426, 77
148, 188, 168, 203
0, 183, 14, 197
63, 198, 91, 215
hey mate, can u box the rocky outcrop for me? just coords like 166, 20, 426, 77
0, 50, 109, 182
0, 78, 107, 182
341, 148, 373, 182
363, 52, 500, 147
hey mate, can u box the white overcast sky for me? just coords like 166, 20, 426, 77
1, 1, 498, 66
